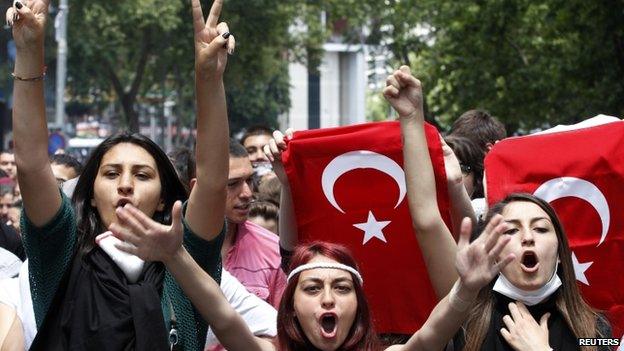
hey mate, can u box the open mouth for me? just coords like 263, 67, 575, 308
116, 198, 133, 209
520, 251, 539, 272
319, 313, 337, 339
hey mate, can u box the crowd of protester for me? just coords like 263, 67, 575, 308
0, 0, 616, 350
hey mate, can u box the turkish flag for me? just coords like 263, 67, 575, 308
282, 120, 450, 334
485, 117, 624, 340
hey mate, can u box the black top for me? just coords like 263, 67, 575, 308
453, 291, 612, 351
0, 221, 25, 261
30, 247, 169, 351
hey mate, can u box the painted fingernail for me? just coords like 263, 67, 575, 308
228, 48, 234, 55
15, 1, 22, 9
221, 32, 230, 39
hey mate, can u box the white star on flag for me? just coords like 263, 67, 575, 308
353, 211, 391, 245
571, 251, 593, 285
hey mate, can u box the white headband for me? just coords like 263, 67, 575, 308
287, 262, 364, 285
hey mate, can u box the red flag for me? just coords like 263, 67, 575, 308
486, 119, 624, 339
282, 121, 450, 334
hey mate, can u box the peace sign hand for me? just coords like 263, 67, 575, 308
6, 0, 50, 51
191, 0, 235, 81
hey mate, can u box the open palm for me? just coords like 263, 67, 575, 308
455, 215, 515, 292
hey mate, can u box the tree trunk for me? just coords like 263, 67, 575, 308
121, 94, 139, 133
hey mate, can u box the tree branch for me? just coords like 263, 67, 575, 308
505, 36, 529, 66
129, 28, 153, 99
103, 58, 126, 100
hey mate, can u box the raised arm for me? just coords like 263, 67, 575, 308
7, 0, 61, 226
111, 202, 276, 351
185, 0, 233, 239
263, 130, 298, 252
388, 215, 515, 351
441, 137, 477, 238
383, 66, 458, 298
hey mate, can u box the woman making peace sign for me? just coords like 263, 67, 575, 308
6, 0, 234, 350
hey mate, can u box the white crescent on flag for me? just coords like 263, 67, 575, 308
321, 150, 406, 214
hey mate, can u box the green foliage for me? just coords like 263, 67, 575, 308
7, 0, 618, 136
324, 0, 624, 133
63, 0, 335, 135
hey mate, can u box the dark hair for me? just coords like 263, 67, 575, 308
0, 169, 9, 178
464, 193, 604, 351
229, 139, 249, 158
0, 149, 13, 155
249, 195, 279, 222
444, 135, 485, 198
449, 109, 506, 152
168, 147, 196, 194
240, 125, 273, 146
277, 241, 382, 351
72, 133, 187, 255
257, 175, 281, 205
50, 153, 84, 176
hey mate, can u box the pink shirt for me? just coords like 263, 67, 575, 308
224, 220, 286, 308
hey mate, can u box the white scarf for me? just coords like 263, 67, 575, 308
96, 231, 145, 283
493, 262, 562, 306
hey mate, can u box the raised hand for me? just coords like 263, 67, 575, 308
501, 302, 551, 351
440, 135, 463, 186
109, 201, 184, 264
192, 0, 235, 80
455, 215, 515, 293
383, 65, 424, 121
263, 129, 293, 186
6, 0, 50, 50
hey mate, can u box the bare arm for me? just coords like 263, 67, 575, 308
112, 202, 276, 351
441, 137, 477, 238
264, 130, 298, 251
8, 0, 61, 226
383, 66, 457, 298
165, 249, 275, 351
185, 0, 232, 240
388, 214, 515, 351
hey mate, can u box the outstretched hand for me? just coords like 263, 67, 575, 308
455, 215, 515, 293
109, 201, 184, 264
383, 65, 424, 121
6, 0, 50, 50
263, 129, 293, 186
192, 0, 235, 80
501, 302, 551, 351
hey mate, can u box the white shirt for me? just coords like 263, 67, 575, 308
205, 269, 277, 349
0, 260, 36, 350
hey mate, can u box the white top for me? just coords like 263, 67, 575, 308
205, 269, 277, 349
0, 247, 21, 279
0, 260, 36, 350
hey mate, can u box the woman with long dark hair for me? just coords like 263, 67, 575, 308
386, 66, 612, 350
6, 0, 233, 349
457, 193, 611, 351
